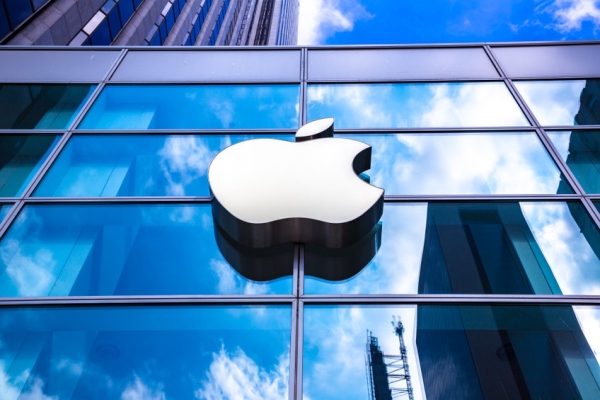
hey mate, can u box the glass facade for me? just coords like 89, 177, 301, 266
1, 45, 600, 399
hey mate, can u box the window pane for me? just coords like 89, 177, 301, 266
305, 202, 600, 295
304, 305, 600, 400
78, 85, 300, 130
514, 80, 600, 126
339, 132, 568, 195
0, 85, 95, 129
307, 82, 529, 128
0, 135, 60, 196
0, 204, 292, 296
548, 130, 600, 193
0, 203, 12, 224
0, 305, 291, 400
34, 134, 292, 197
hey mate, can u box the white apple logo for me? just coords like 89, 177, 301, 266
208, 117, 384, 249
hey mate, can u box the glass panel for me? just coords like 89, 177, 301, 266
514, 80, 600, 126
307, 82, 529, 128
303, 305, 600, 400
548, 130, 600, 193
78, 85, 300, 130
0, 135, 60, 197
305, 202, 600, 295
0, 305, 291, 400
339, 132, 568, 195
0, 204, 292, 296
492, 45, 600, 79
34, 134, 292, 197
307, 48, 499, 81
0, 85, 95, 129
0, 203, 12, 224
0, 51, 120, 82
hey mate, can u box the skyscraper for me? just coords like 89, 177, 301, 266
0, 0, 298, 46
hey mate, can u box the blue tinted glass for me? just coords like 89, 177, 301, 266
117, 0, 135, 23
107, 7, 122, 37
4, 0, 32, 29
307, 82, 529, 128
32, 0, 49, 10
0, 4, 10, 36
0, 85, 95, 129
0, 203, 12, 224
89, 18, 111, 45
515, 80, 598, 126
35, 134, 293, 197
339, 132, 569, 195
0, 204, 292, 296
548, 130, 600, 193
78, 85, 300, 130
0, 305, 291, 400
0, 135, 60, 196
305, 202, 600, 295
304, 305, 600, 400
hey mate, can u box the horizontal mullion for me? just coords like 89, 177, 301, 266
299, 294, 600, 305
0, 295, 296, 307
383, 194, 582, 202
21, 196, 214, 203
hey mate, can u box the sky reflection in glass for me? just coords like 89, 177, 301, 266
0, 135, 61, 197
307, 82, 529, 128
548, 130, 600, 194
339, 132, 568, 195
0, 204, 12, 224
34, 134, 292, 197
303, 305, 600, 400
78, 85, 300, 130
514, 80, 591, 126
0, 204, 292, 296
0, 305, 291, 400
305, 202, 600, 295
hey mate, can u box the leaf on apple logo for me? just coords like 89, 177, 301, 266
295, 117, 334, 142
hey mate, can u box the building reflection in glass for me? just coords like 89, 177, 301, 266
416, 201, 600, 399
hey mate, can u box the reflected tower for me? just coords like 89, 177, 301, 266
416, 202, 600, 399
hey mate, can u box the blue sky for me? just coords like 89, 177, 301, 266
298, 0, 600, 44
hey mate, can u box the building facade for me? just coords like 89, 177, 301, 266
1, 44, 600, 399
0, 0, 298, 46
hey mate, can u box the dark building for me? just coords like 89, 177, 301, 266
0, 0, 298, 46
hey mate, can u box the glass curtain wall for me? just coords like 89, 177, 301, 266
0, 46, 600, 400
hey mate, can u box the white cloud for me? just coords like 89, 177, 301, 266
121, 376, 166, 400
158, 136, 216, 196
195, 346, 288, 400
298, 0, 372, 44
547, 0, 600, 32
210, 259, 269, 295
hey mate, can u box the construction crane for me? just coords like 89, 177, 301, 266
365, 317, 414, 400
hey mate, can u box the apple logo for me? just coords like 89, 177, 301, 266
208, 117, 384, 251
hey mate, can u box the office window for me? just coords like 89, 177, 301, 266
303, 304, 600, 400
338, 132, 568, 195
0, 135, 60, 197
305, 202, 600, 295
78, 85, 300, 130
34, 134, 293, 197
307, 82, 529, 128
0, 85, 95, 129
515, 80, 600, 126
0, 203, 12, 224
0, 204, 293, 296
548, 130, 600, 193
0, 305, 291, 400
